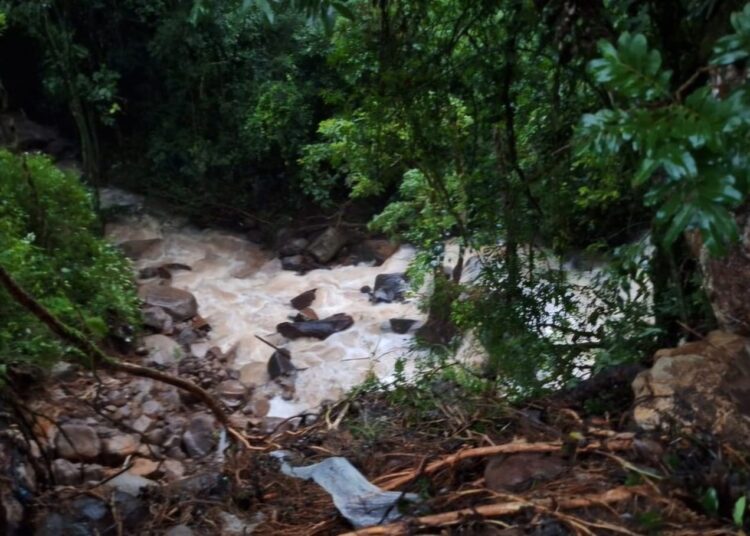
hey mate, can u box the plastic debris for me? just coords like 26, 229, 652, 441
272, 452, 419, 528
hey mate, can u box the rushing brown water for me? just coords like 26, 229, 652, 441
102, 189, 425, 418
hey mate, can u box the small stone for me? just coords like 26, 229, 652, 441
132, 415, 154, 434
128, 458, 160, 478
145, 428, 167, 445
182, 414, 217, 458
142, 400, 163, 417
252, 398, 270, 418
162, 459, 186, 481
102, 434, 140, 463
484, 453, 565, 492
83, 464, 104, 482
142, 306, 173, 334
55, 424, 101, 462
52, 459, 82, 486
389, 318, 418, 334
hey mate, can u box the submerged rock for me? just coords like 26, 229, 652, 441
119, 238, 163, 260
139, 285, 198, 321
389, 318, 418, 334
277, 313, 354, 340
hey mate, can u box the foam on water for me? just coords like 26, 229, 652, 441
104, 193, 425, 418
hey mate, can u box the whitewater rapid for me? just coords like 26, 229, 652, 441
102, 189, 426, 418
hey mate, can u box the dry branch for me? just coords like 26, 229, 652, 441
376, 437, 634, 490
341, 485, 647, 535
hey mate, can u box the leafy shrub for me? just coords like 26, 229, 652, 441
0, 150, 138, 374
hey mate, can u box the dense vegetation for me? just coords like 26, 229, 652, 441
1, 0, 750, 395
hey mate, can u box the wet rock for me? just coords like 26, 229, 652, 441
280, 254, 315, 272
353, 239, 399, 265
290, 288, 317, 310
307, 227, 348, 263
484, 453, 566, 492
267, 349, 295, 380
102, 434, 140, 463
279, 237, 309, 257
389, 318, 418, 334
142, 306, 173, 334
632, 330, 750, 446
52, 459, 83, 486
277, 313, 354, 340
119, 238, 163, 260
239, 362, 268, 387
142, 334, 185, 367
371, 273, 408, 303
105, 473, 157, 496
56, 424, 101, 462
138, 285, 198, 321
218, 380, 247, 409
175, 325, 201, 348
360, 285, 372, 294
182, 414, 217, 458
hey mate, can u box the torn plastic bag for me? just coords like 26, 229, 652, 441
272, 452, 419, 528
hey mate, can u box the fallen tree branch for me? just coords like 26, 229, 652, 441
341, 485, 646, 535
375, 436, 634, 490
0, 264, 231, 428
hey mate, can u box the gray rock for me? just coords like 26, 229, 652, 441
105, 473, 157, 496
280, 254, 313, 272
131, 415, 154, 434
138, 285, 198, 321
102, 434, 140, 463
142, 400, 163, 417
142, 306, 173, 334
56, 424, 101, 462
182, 414, 217, 458
144, 428, 167, 445
52, 459, 83, 486
307, 227, 348, 263
142, 334, 185, 367
267, 349, 296, 380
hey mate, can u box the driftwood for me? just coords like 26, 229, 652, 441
0, 265, 231, 428
340, 485, 646, 535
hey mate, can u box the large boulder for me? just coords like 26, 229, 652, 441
307, 227, 348, 263
632, 331, 750, 445
139, 285, 198, 321
690, 207, 750, 335
353, 239, 399, 265
142, 334, 185, 367
277, 313, 354, 340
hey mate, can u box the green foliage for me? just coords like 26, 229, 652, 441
0, 151, 138, 371
580, 22, 750, 256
